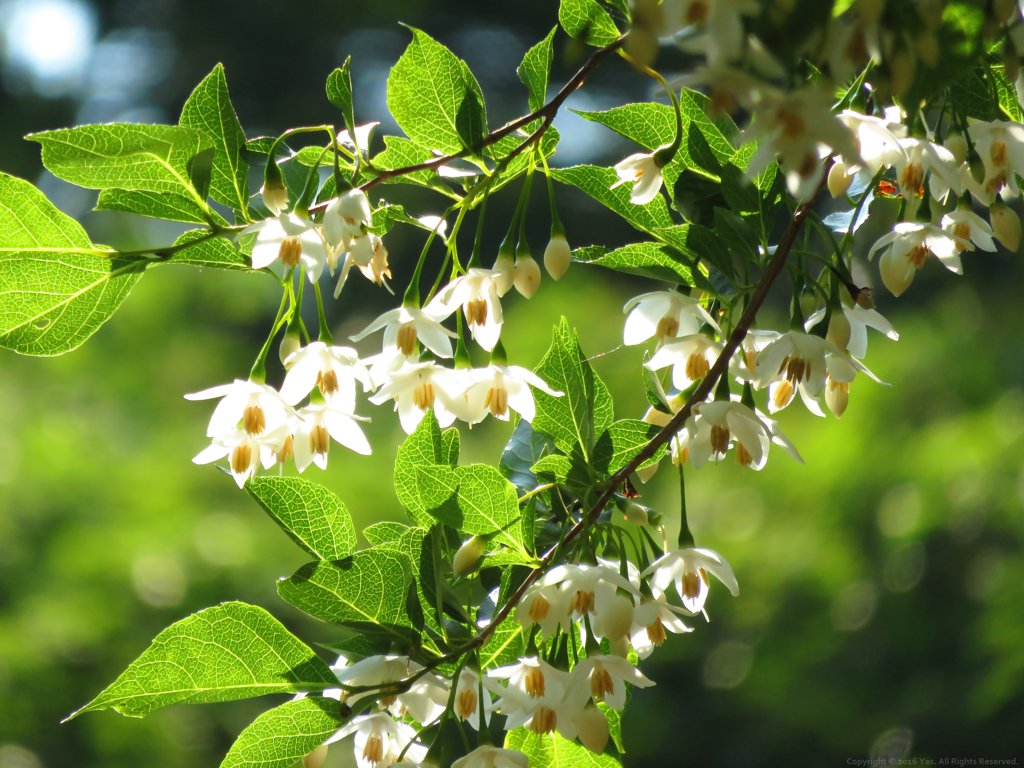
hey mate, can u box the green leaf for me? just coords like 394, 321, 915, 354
162, 230, 249, 270
551, 165, 673, 235
363, 521, 412, 548
572, 241, 694, 285
95, 188, 215, 224
326, 58, 356, 132
530, 454, 573, 484
278, 550, 418, 637
414, 464, 526, 551
500, 419, 557, 493
0, 172, 145, 356
220, 697, 344, 768
28, 123, 213, 197
187, 146, 215, 201
518, 27, 557, 113
593, 419, 666, 477
369, 136, 438, 188
394, 412, 460, 527
386, 26, 488, 154
505, 729, 622, 767
179, 64, 250, 215
246, 476, 357, 561
69, 602, 336, 719
532, 318, 614, 459
558, 0, 621, 46
992, 65, 1023, 122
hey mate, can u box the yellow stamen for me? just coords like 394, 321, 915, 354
317, 369, 339, 397
685, 351, 710, 381
655, 316, 679, 341
485, 385, 509, 417
736, 441, 754, 467
230, 442, 252, 476
570, 589, 595, 615
362, 734, 384, 764
772, 379, 795, 410
710, 424, 730, 455
278, 237, 302, 268
590, 665, 615, 701
529, 707, 557, 734
466, 298, 489, 326
310, 424, 330, 456
524, 667, 546, 698
243, 404, 266, 435
396, 323, 417, 356
647, 618, 667, 647
683, 570, 703, 600
276, 434, 294, 465
526, 594, 551, 623
413, 380, 435, 410
456, 687, 478, 720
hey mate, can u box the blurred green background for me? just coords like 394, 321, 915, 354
1, 1, 1023, 766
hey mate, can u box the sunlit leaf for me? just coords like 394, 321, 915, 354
247, 476, 358, 561
68, 602, 336, 719
220, 697, 344, 768
0, 172, 145, 356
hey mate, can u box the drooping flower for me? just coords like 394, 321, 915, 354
611, 149, 665, 205
243, 214, 329, 282
191, 425, 288, 488
645, 333, 723, 391
685, 398, 798, 470
643, 547, 739, 618
660, 0, 760, 64
868, 222, 966, 297
754, 330, 844, 414
351, 305, 457, 358
804, 304, 899, 359
623, 290, 720, 346
486, 657, 577, 736
515, 581, 572, 638
367, 360, 465, 434
940, 209, 997, 254
452, 668, 494, 731
966, 117, 1024, 201
565, 655, 654, 712
629, 595, 694, 659
327, 712, 426, 768
280, 342, 372, 410
324, 188, 373, 254
185, 379, 291, 439
291, 403, 371, 471
428, 268, 506, 351
458, 364, 562, 425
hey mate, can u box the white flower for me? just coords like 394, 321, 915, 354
623, 290, 720, 345
868, 222, 965, 297
515, 581, 572, 638
660, 0, 760, 64
611, 150, 665, 205
486, 657, 576, 736
324, 189, 373, 254
336, 122, 379, 155
891, 138, 962, 204
428, 268, 506, 351
351, 305, 457, 358
333, 234, 392, 297
754, 330, 840, 414
746, 88, 859, 201
327, 712, 426, 768
685, 398, 798, 470
243, 214, 329, 282
836, 109, 906, 177
940, 209, 997, 253
541, 563, 639, 628
452, 669, 493, 730
458, 364, 562, 425
191, 425, 287, 488
280, 342, 372, 409
820, 349, 884, 418
565, 655, 654, 712
367, 360, 465, 434
292, 403, 371, 470
333, 655, 446, 725
629, 595, 694, 659
452, 746, 528, 768
185, 379, 290, 438
643, 547, 739, 618
967, 117, 1024, 200
804, 304, 899, 359
645, 334, 722, 391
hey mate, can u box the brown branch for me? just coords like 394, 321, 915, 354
307, 35, 626, 216
439, 190, 820, 662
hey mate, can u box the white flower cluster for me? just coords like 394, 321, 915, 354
187, 183, 573, 485
301, 550, 736, 767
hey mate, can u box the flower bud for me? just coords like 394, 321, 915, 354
622, 502, 649, 525
825, 377, 850, 418
543, 234, 571, 280
944, 131, 967, 166
513, 254, 542, 298
453, 536, 487, 577
279, 333, 302, 367
302, 745, 329, 768
990, 202, 1021, 252
879, 251, 915, 297
261, 180, 288, 215
797, 289, 819, 320
827, 311, 851, 351
493, 250, 515, 296
827, 162, 853, 198
577, 706, 610, 754
597, 594, 635, 641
